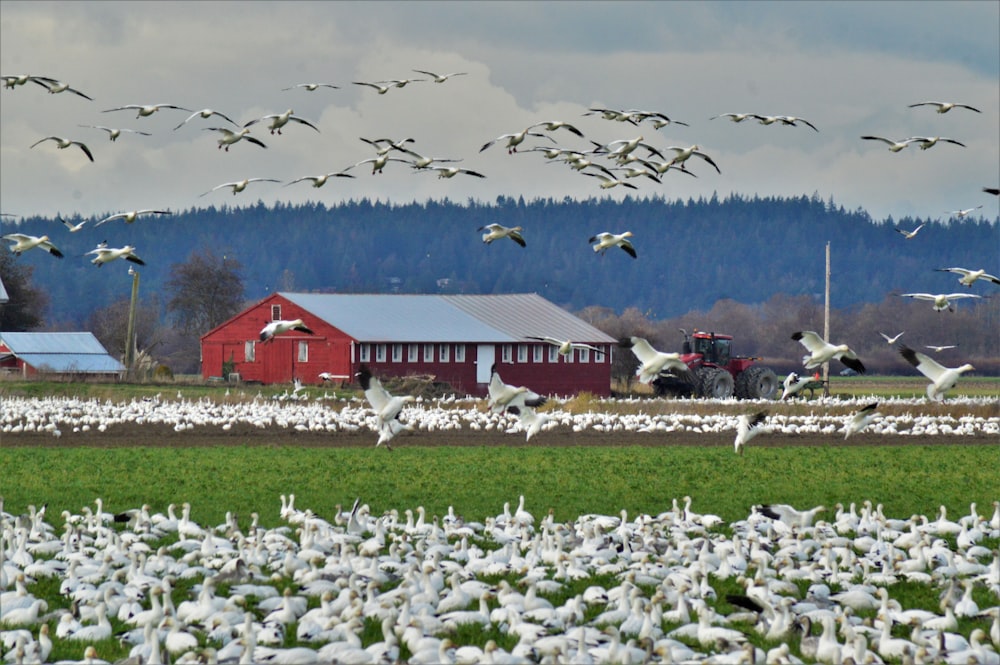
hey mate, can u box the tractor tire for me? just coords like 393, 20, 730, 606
653, 375, 694, 398
735, 365, 779, 400
696, 367, 734, 399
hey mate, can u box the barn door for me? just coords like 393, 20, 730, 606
476, 344, 495, 384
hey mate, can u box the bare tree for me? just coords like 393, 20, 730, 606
87, 295, 164, 363
166, 249, 245, 335
0, 248, 49, 331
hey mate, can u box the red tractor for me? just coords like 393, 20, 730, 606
653, 329, 779, 399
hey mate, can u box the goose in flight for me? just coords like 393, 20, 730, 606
618, 336, 692, 384
780, 372, 812, 400
94, 209, 171, 227
284, 171, 355, 188
200, 178, 280, 197
173, 108, 238, 130
879, 332, 905, 345
395, 148, 463, 169
30, 136, 94, 162
360, 136, 416, 156
525, 336, 602, 357
734, 411, 768, 456
3, 74, 53, 89
203, 127, 267, 151
86, 244, 145, 267
260, 319, 314, 343
934, 267, 1000, 287
31, 77, 93, 100
710, 112, 756, 123
775, 115, 819, 131
895, 223, 925, 239
3, 233, 64, 258
909, 136, 965, 150
584, 172, 639, 190
506, 405, 552, 441
627, 109, 689, 128
480, 127, 555, 154
346, 155, 411, 175
908, 101, 981, 114
102, 103, 192, 118
844, 403, 881, 439
529, 120, 586, 137
243, 109, 319, 135
900, 292, 982, 312
925, 344, 957, 353
599, 135, 665, 160
478, 223, 525, 247
356, 364, 414, 450
791, 330, 865, 374
899, 344, 974, 401
412, 69, 467, 83
487, 365, 546, 414
860, 135, 921, 152
58, 217, 88, 232
946, 206, 983, 218
422, 166, 486, 179
590, 231, 637, 258
353, 80, 395, 95
78, 125, 151, 141
664, 145, 721, 174
282, 82, 340, 91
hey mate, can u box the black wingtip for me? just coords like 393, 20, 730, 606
356, 364, 372, 390
757, 505, 780, 521
790, 331, 804, 341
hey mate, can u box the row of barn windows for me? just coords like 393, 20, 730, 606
244, 340, 608, 364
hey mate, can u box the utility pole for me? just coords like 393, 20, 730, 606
124, 267, 140, 379
823, 241, 831, 397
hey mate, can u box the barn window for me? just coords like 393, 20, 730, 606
423, 344, 434, 362
298, 341, 308, 362
375, 344, 386, 362
455, 344, 465, 362
440, 344, 450, 362
517, 344, 528, 362
564, 347, 575, 363
408, 344, 418, 362
359, 344, 370, 362
579, 347, 590, 363
532, 345, 543, 363
595, 345, 607, 362
271, 305, 281, 320
245, 341, 255, 362
548, 346, 559, 363
501, 344, 512, 363
392, 344, 402, 362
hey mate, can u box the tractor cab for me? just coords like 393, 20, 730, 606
690, 332, 732, 367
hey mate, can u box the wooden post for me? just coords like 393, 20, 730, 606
823, 242, 830, 397
124, 268, 140, 378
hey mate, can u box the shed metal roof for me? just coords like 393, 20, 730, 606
277, 293, 616, 344
0, 332, 124, 373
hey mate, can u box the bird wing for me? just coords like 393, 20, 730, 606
900, 293, 935, 301
622, 337, 660, 364
618, 240, 637, 258
290, 116, 320, 132
790, 331, 826, 354
899, 345, 946, 383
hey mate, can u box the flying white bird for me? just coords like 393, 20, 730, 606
780, 372, 813, 400
200, 178, 281, 197
259, 319, 314, 343
590, 231, 637, 258
844, 403, 881, 439
78, 125, 151, 141
282, 82, 340, 91
487, 365, 546, 414
757, 504, 826, 528
934, 267, 1000, 287
619, 336, 693, 385
924, 344, 957, 353
422, 166, 486, 179
861, 135, 921, 152
30, 136, 94, 162
879, 332, 905, 345
102, 103, 192, 118
584, 172, 639, 190
243, 109, 319, 135
412, 69, 467, 83
57, 217, 88, 232
734, 411, 768, 456
86, 245, 145, 267
31, 77, 93, 100
284, 171, 355, 188
908, 101, 981, 114
525, 336, 602, 358
173, 108, 238, 130
203, 127, 267, 151
791, 330, 865, 374
356, 364, 415, 450
899, 292, 982, 312
353, 80, 396, 95
94, 209, 172, 228
480, 127, 555, 154
3, 233, 64, 258
946, 206, 983, 218
899, 345, 974, 401
908, 136, 965, 150
478, 223, 525, 247
710, 112, 756, 123
895, 223, 926, 239
663, 144, 721, 174
506, 405, 553, 441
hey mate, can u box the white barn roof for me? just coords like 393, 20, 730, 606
0, 332, 125, 373
279, 293, 616, 344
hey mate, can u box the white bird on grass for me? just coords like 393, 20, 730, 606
30, 136, 94, 162
899, 292, 982, 312
734, 411, 768, 455
934, 267, 1000, 287
244, 109, 319, 135
791, 330, 866, 374
487, 365, 546, 413
102, 103, 192, 118
506, 405, 552, 441
3, 233, 64, 258
895, 223, 926, 239
909, 101, 981, 114
203, 127, 267, 151
525, 336, 602, 358
284, 171, 355, 188
590, 231, 637, 258
86, 245, 144, 267
899, 345, 974, 401
780, 372, 812, 400
173, 108, 238, 130
618, 336, 692, 385
478, 223, 525, 247
78, 125, 151, 141
259, 319, 314, 343
356, 364, 414, 450
94, 209, 172, 228
200, 178, 281, 197
879, 332, 905, 344
844, 403, 881, 439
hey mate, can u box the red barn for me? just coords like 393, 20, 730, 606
201, 293, 616, 396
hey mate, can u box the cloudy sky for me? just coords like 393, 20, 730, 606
2, 1, 998, 223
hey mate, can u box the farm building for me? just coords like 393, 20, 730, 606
0, 332, 125, 378
200, 293, 617, 396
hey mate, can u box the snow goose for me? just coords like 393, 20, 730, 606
478, 223, 525, 247
284, 171, 355, 188
356, 364, 414, 450
909, 101, 981, 114
879, 331, 905, 344
421, 166, 486, 179
395, 148, 462, 169
94, 209, 171, 228
844, 403, 881, 439
352, 80, 395, 94
861, 135, 921, 152
102, 103, 192, 118
204, 126, 267, 151
282, 82, 340, 91
55, 216, 89, 233
627, 109, 689, 128
359, 136, 416, 156
895, 223, 926, 239
29, 136, 94, 162
3, 74, 53, 89
200, 177, 281, 196
346, 154, 410, 175
77, 124, 151, 141
780, 372, 812, 399
583, 107, 639, 123
30, 77, 93, 99
590, 231, 637, 257
664, 144, 721, 174
480, 127, 555, 154
259, 319, 314, 343
898, 344, 974, 401
618, 336, 692, 384
2, 233, 64, 258
599, 135, 665, 160
924, 344, 957, 352
710, 112, 756, 123
791, 330, 866, 374
757, 504, 825, 528
506, 404, 553, 441
525, 336, 601, 357
774, 115, 820, 131
487, 365, 546, 413
935, 266, 1000, 287
946, 205, 984, 218
734, 411, 768, 455
909, 135, 965, 150
899, 292, 981, 312
412, 69, 467, 82
173, 108, 238, 130
244, 109, 319, 135
529, 120, 586, 137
